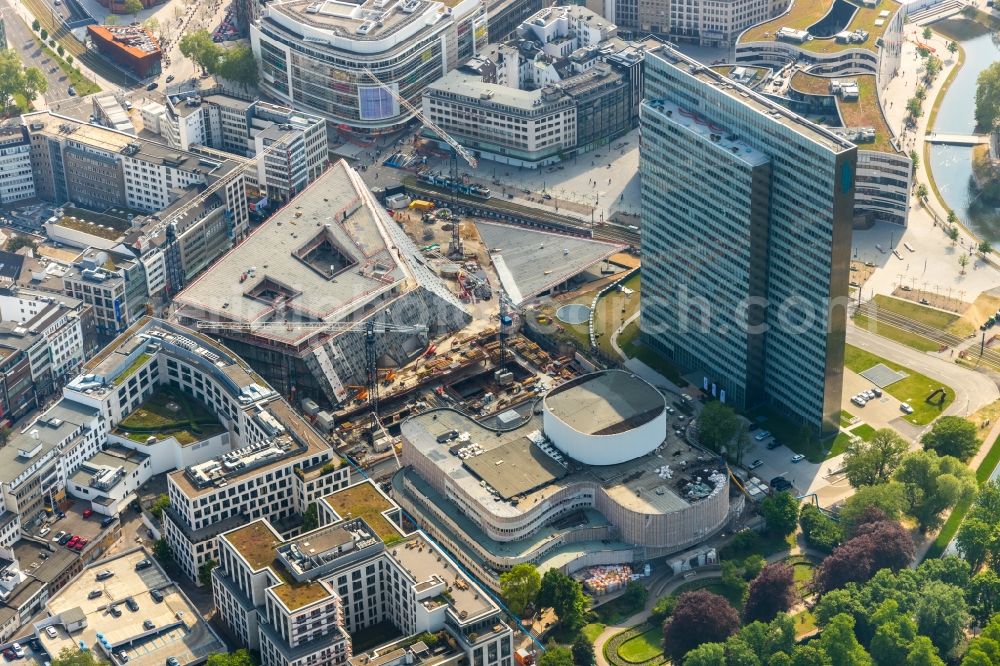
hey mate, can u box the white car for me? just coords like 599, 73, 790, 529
51, 530, 66, 542
851, 396, 867, 407
900, 402, 914, 414
12, 643, 24, 658
791, 454, 805, 463
38, 526, 50, 537
753, 430, 771, 442
45, 626, 57, 639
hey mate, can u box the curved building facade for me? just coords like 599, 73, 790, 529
250, 0, 488, 136
541, 371, 667, 466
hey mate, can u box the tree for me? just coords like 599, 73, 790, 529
922, 416, 979, 461
537, 569, 586, 632
870, 601, 917, 666
815, 519, 914, 592
0, 427, 9, 448
697, 401, 741, 454
907, 97, 923, 119
123, 0, 143, 19
663, 590, 740, 661
982, 240, 994, 257
947, 40, 958, 55
301, 503, 319, 531
915, 85, 927, 101
149, 493, 170, 520
914, 580, 969, 655
66, 55, 73, 65
31, 18, 40, 31
910, 150, 920, 173
684, 643, 727, 666
4, 235, 37, 254
152, 538, 173, 563
179, 30, 222, 74
651, 595, 677, 622
789, 646, 833, 666
906, 637, 945, 666
622, 580, 648, 610
958, 483, 1000, 570
963, 614, 1000, 665
50, 649, 108, 666
217, 44, 259, 89
22, 68, 46, 103
925, 56, 942, 83
976, 61, 1000, 131
969, 570, 1000, 627
894, 450, 977, 532
499, 563, 540, 617
143, 16, 160, 35
960, 254, 970, 274
744, 563, 795, 623
817, 614, 873, 666
205, 650, 253, 666
571, 635, 596, 666
948, 209, 958, 224
922, 26, 933, 40
0, 50, 25, 111
917, 183, 929, 199
760, 491, 798, 537
723, 637, 760, 666
840, 484, 905, 534
844, 428, 908, 487
799, 504, 841, 552
56, 43, 64, 57
198, 559, 217, 587
40, 28, 48, 41
538, 645, 574, 666
947, 225, 960, 245
737, 615, 795, 662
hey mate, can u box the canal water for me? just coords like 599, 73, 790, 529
928, 18, 1000, 242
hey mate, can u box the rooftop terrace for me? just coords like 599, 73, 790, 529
790, 71, 895, 152
227, 521, 282, 570
739, 0, 901, 53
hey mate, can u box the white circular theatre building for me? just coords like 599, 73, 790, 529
542, 370, 667, 466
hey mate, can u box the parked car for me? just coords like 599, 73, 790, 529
142, 620, 155, 631
135, 559, 152, 571
766, 440, 781, 450
118, 653, 129, 663
88, 589, 103, 599
166, 658, 179, 666
51, 531, 66, 543
12, 643, 24, 659
109, 605, 122, 618
96, 570, 114, 581
58, 534, 72, 545
38, 526, 50, 537
66, 536, 79, 549
125, 597, 139, 612
150, 589, 163, 603
101, 516, 115, 528
872, 388, 883, 397
146, 82, 158, 91
753, 430, 771, 442
4, 648, 16, 661
74, 538, 88, 551
791, 454, 805, 463
82, 509, 93, 518
748, 459, 764, 470
45, 627, 57, 639
165, 75, 174, 83
67, 86, 76, 96
900, 402, 914, 414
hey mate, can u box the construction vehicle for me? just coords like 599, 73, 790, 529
408, 200, 435, 212
363, 68, 478, 259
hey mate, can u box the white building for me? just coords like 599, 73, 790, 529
0, 287, 88, 381
250, 0, 488, 136
0, 127, 34, 205
214, 480, 514, 666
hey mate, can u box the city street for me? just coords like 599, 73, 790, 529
0, 0, 73, 105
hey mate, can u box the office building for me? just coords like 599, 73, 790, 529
153, 92, 329, 204
422, 6, 648, 168
607, 0, 789, 46
0, 284, 89, 382
62, 249, 149, 341
172, 160, 469, 406
86, 25, 162, 78
250, 0, 488, 136
0, 127, 34, 205
640, 45, 856, 432
214, 480, 514, 666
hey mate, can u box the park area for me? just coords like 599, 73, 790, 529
114, 384, 225, 445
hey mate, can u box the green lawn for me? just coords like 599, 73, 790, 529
786, 556, 817, 594
582, 623, 606, 644
850, 423, 878, 441
670, 579, 744, 608
852, 312, 942, 353
839, 411, 855, 427
617, 321, 685, 386
871, 294, 960, 329
617, 627, 663, 663
747, 405, 827, 463
593, 593, 645, 625
115, 384, 225, 445
843, 345, 953, 425
794, 609, 818, 637
829, 431, 853, 458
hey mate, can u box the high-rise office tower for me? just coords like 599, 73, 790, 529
640, 45, 857, 433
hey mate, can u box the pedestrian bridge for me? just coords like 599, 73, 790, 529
925, 133, 991, 146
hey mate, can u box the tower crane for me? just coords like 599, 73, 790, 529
196, 316, 428, 431
362, 68, 477, 259
496, 291, 515, 387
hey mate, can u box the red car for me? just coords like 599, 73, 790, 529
74, 538, 87, 551
83, 509, 93, 518
66, 536, 79, 549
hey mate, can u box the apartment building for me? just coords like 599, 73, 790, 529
62, 249, 148, 341
0, 126, 34, 205
0, 286, 89, 382
250, 0, 488, 136
213, 480, 514, 666
609, 0, 788, 45
640, 45, 855, 432
422, 7, 648, 168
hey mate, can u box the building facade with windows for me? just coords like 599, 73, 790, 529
250, 0, 488, 136
0, 127, 34, 205
640, 45, 856, 432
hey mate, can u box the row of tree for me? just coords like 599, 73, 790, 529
178, 30, 258, 89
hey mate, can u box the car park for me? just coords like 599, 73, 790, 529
791, 454, 805, 463
748, 459, 763, 470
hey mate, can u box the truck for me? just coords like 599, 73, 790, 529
408, 200, 435, 212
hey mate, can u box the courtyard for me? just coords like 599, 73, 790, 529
114, 385, 225, 445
